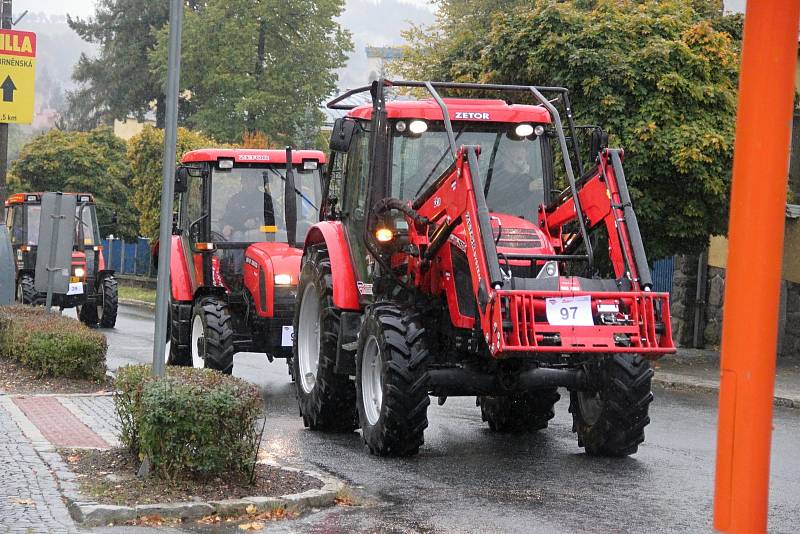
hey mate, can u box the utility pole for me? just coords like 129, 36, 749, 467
0, 0, 12, 205
151, 0, 183, 376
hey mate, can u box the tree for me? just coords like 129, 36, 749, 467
67, 0, 170, 129
151, 0, 352, 144
128, 126, 221, 239
399, 0, 741, 258
9, 129, 138, 240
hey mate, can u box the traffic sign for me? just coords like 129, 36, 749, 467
0, 29, 35, 124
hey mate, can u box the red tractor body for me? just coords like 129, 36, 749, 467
292, 80, 674, 457
167, 148, 325, 373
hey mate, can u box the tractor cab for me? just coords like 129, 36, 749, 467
3, 192, 118, 327
167, 148, 325, 373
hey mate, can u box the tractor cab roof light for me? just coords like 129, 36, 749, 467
409, 120, 428, 135
26, 195, 38, 201
218, 158, 234, 169
79, 195, 91, 203
515, 124, 534, 138
534, 125, 545, 136
302, 159, 318, 170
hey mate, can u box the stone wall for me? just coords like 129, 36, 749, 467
669, 255, 699, 347
675, 260, 800, 356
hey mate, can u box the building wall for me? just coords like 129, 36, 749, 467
113, 118, 155, 141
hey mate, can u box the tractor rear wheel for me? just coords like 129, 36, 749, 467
17, 274, 43, 306
479, 388, 560, 432
569, 354, 654, 457
356, 303, 430, 457
97, 276, 118, 328
190, 296, 235, 374
292, 246, 356, 432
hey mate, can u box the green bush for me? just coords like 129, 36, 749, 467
0, 306, 107, 380
114, 365, 263, 481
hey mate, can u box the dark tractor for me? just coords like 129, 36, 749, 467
166, 148, 325, 374
292, 79, 675, 457
3, 192, 118, 327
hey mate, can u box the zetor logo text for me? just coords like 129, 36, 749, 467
454, 112, 490, 120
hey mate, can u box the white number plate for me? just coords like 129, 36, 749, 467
546, 295, 593, 326
281, 325, 294, 347
67, 282, 84, 296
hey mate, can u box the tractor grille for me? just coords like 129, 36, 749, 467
493, 227, 543, 249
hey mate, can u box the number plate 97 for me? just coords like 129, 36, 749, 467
545, 295, 594, 326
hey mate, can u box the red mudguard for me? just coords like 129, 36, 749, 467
303, 221, 360, 310
170, 236, 193, 301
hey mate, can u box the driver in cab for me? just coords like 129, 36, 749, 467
222, 178, 276, 241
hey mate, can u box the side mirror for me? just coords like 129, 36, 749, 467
588, 127, 608, 162
330, 118, 356, 153
174, 166, 189, 193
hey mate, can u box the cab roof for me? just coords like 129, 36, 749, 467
4, 192, 94, 206
347, 98, 552, 124
181, 148, 326, 165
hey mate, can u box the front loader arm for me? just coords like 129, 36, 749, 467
539, 149, 652, 289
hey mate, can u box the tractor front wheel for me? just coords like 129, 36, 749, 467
569, 354, 654, 457
97, 276, 118, 328
479, 388, 560, 433
356, 303, 430, 457
292, 246, 356, 432
17, 274, 43, 306
190, 296, 235, 374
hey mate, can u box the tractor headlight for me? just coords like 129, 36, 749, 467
536, 261, 558, 279
274, 274, 292, 285
73, 267, 86, 278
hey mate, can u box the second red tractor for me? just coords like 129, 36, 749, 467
167, 148, 324, 373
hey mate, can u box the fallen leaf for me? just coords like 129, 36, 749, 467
239, 521, 264, 531
67, 455, 80, 463
197, 515, 221, 524
9, 497, 35, 505
245, 504, 257, 515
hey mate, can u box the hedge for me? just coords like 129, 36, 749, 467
0, 305, 107, 380
115, 365, 263, 481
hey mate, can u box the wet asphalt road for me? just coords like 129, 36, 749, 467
86, 305, 800, 533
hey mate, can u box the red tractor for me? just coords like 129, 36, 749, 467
3, 192, 118, 327
292, 80, 675, 457
167, 148, 325, 374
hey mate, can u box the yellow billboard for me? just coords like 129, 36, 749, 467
0, 29, 36, 124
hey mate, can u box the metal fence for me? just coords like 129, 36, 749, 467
102, 238, 154, 277
651, 256, 675, 298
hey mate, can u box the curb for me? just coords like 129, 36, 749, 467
652, 372, 800, 409
47, 455, 344, 527
119, 298, 155, 311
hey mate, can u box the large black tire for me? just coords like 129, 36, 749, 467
17, 274, 43, 306
192, 297, 235, 374
479, 388, 560, 432
97, 276, 118, 328
292, 246, 357, 432
569, 354, 654, 457
167, 300, 192, 366
356, 303, 430, 457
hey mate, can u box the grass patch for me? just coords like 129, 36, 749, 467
118, 286, 156, 304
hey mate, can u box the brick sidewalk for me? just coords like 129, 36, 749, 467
0, 398, 77, 533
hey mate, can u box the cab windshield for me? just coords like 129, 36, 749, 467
391, 121, 547, 219
210, 165, 322, 244
25, 204, 41, 245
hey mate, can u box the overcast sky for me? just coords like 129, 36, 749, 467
16, 0, 434, 18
